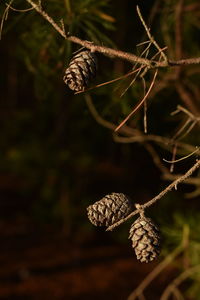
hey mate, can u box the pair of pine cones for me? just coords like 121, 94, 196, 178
87, 193, 160, 263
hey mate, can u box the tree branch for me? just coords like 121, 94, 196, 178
24, 0, 200, 68
113, 134, 198, 155
107, 159, 200, 231
160, 264, 200, 300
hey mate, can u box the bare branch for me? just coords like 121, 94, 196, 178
136, 6, 167, 62
107, 160, 200, 231
25, 0, 67, 38
169, 57, 200, 66
173, 105, 200, 121
161, 264, 200, 300
23, 0, 200, 68
171, 105, 200, 142
162, 173, 200, 186
114, 134, 198, 155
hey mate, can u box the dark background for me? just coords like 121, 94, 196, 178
0, 0, 200, 299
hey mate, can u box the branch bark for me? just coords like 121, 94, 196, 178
107, 159, 200, 231
25, 0, 200, 68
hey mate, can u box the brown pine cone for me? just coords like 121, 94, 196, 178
129, 215, 160, 263
63, 49, 97, 92
87, 193, 133, 227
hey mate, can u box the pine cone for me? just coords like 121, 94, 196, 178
87, 193, 133, 227
129, 215, 160, 263
63, 49, 97, 92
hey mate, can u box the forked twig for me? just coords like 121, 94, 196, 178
119, 40, 152, 98
163, 147, 200, 164
171, 105, 200, 141
172, 287, 184, 300
160, 264, 200, 300
136, 6, 168, 62
172, 118, 192, 141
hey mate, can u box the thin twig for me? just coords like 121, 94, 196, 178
107, 159, 200, 231
113, 134, 198, 155
171, 287, 184, 300
172, 118, 191, 141
115, 69, 158, 132
136, 6, 168, 62
175, 0, 184, 60
169, 57, 200, 66
179, 120, 197, 139
119, 67, 145, 97
170, 144, 177, 173
160, 264, 200, 300
171, 105, 200, 141
0, 0, 14, 40
176, 105, 200, 121
119, 66, 144, 98
6, 3, 34, 12
151, 46, 168, 61
163, 147, 200, 164
119, 41, 153, 98
143, 100, 148, 134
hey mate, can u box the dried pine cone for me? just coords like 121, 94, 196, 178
87, 193, 133, 227
129, 214, 160, 263
63, 49, 97, 92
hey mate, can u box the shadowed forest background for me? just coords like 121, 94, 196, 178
0, 0, 200, 299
